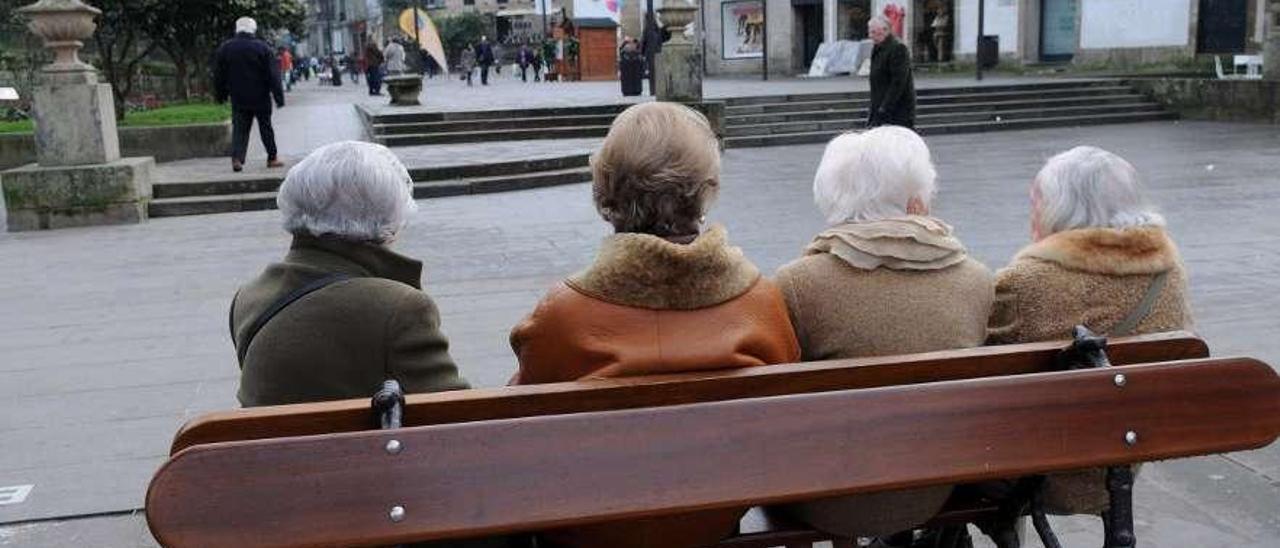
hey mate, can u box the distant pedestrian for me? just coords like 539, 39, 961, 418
460, 45, 476, 86
866, 15, 916, 129
328, 55, 343, 86
619, 37, 643, 96
214, 17, 284, 172
517, 43, 535, 82
364, 40, 385, 95
384, 39, 406, 75
531, 48, 544, 82
277, 47, 294, 92
475, 36, 495, 85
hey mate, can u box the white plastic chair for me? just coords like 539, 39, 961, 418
1234, 55, 1263, 79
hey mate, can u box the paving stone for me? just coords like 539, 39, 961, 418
0, 119, 1277, 546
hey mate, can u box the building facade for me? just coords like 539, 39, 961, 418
701, 0, 1273, 76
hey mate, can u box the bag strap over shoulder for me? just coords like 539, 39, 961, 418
1109, 270, 1170, 338
235, 273, 353, 366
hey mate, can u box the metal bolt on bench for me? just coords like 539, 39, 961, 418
372, 380, 407, 524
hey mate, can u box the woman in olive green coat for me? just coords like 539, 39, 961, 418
231, 141, 469, 407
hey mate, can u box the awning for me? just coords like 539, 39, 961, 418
496, 8, 537, 17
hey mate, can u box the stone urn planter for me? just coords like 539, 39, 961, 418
385, 74, 423, 107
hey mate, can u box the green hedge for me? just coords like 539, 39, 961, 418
0, 102, 230, 134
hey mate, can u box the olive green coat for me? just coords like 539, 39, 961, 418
231, 235, 469, 407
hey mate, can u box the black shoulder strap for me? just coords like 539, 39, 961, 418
236, 273, 352, 366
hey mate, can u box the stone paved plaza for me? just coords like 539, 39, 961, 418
1, 78, 1279, 546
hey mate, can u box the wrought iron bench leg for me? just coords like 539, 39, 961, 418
1058, 326, 1138, 548
1102, 465, 1136, 548
373, 379, 405, 430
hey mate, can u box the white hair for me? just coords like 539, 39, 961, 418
277, 141, 418, 244
813, 126, 937, 225
869, 15, 893, 33
1032, 146, 1164, 236
235, 17, 258, 34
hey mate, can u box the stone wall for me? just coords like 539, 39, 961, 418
1132, 78, 1280, 124
0, 122, 231, 170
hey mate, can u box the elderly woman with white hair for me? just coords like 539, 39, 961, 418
230, 141, 469, 407
509, 102, 800, 548
987, 145, 1192, 515
772, 126, 993, 545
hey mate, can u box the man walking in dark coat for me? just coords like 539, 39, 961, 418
475, 36, 496, 86
214, 17, 285, 172
866, 15, 916, 129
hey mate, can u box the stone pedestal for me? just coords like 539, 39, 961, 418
386, 74, 423, 106
1, 0, 152, 231
655, 1, 703, 102
2, 156, 153, 231
32, 78, 120, 166
656, 45, 703, 102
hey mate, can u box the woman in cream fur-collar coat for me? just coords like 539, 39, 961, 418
988, 146, 1193, 516
772, 127, 994, 542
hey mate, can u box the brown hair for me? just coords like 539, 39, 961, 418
591, 102, 720, 236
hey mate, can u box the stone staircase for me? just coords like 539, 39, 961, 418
724, 79, 1176, 147
363, 104, 627, 147
360, 80, 1172, 150
148, 154, 592, 218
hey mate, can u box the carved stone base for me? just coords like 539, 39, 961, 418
385, 75, 423, 106
2, 156, 153, 231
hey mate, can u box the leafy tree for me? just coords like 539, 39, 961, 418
92, 0, 162, 119
436, 12, 487, 68
146, 0, 306, 101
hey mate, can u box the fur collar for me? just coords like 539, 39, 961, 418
567, 224, 761, 310
1015, 226, 1181, 275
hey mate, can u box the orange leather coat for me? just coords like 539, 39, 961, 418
508, 226, 800, 548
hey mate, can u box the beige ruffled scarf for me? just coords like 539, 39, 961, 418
805, 216, 967, 271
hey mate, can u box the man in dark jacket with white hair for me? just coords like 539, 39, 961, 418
866, 15, 916, 129
214, 16, 285, 172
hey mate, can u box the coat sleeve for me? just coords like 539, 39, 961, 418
985, 267, 1023, 345
213, 45, 229, 104
772, 267, 812, 362
385, 291, 470, 394
879, 44, 911, 116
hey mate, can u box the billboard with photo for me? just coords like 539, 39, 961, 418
722, 0, 764, 59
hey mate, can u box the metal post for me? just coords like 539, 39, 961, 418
700, 0, 708, 74
646, 0, 656, 96
976, 0, 985, 81
413, 0, 424, 71
542, 0, 549, 38
761, 0, 769, 80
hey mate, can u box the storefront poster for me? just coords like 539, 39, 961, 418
722, 0, 764, 59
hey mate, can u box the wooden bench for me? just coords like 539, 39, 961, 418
145, 330, 1280, 547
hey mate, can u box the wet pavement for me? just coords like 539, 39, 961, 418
1, 80, 1278, 546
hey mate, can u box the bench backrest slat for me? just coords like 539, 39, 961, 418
146, 356, 1279, 548
171, 332, 1209, 453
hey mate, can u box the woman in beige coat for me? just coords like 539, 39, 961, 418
988, 145, 1193, 515
772, 127, 994, 544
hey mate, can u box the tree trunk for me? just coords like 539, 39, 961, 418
173, 56, 191, 102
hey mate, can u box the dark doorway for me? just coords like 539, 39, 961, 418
1040, 0, 1078, 62
1197, 0, 1247, 53
796, 4, 823, 68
